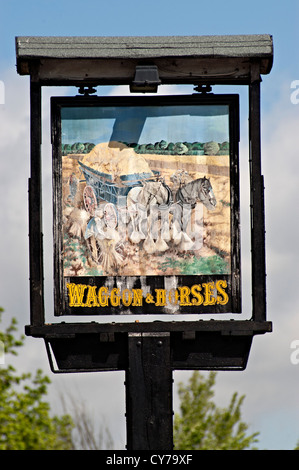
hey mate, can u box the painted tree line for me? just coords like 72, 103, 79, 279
62, 140, 229, 156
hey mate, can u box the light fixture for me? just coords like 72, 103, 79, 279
130, 65, 161, 93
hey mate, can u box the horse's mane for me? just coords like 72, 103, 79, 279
176, 177, 207, 207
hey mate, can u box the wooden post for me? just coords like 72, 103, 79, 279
249, 63, 267, 322
29, 78, 44, 326
125, 333, 173, 450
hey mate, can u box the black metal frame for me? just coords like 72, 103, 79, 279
51, 93, 241, 317
26, 73, 271, 359
24, 54, 272, 450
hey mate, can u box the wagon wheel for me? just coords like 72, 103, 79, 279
83, 185, 97, 216
103, 203, 118, 229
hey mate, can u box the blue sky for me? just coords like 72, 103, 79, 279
1, 0, 299, 451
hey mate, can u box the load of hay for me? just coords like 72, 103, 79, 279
80, 141, 154, 179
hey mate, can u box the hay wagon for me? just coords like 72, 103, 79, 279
78, 160, 166, 267
78, 159, 161, 227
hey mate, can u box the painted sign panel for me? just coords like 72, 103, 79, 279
51, 94, 240, 315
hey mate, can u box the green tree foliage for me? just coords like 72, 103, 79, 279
173, 371, 259, 450
0, 308, 74, 450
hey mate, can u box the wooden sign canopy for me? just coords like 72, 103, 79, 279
16, 34, 273, 86
16, 35, 273, 373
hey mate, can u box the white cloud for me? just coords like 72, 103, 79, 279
1, 69, 299, 449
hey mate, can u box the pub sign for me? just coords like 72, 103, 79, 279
51, 93, 241, 316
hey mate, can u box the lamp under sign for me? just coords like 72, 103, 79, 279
130, 65, 161, 93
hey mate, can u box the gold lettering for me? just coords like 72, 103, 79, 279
85, 285, 99, 307
203, 282, 216, 306
98, 286, 109, 307
155, 289, 166, 306
168, 288, 179, 305
145, 293, 155, 303
122, 289, 133, 307
66, 283, 87, 307
179, 286, 192, 306
216, 280, 229, 305
190, 284, 203, 306
132, 289, 143, 307
110, 288, 121, 307
65, 281, 229, 310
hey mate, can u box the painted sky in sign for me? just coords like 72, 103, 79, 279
61, 105, 229, 145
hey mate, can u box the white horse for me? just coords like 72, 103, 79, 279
126, 176, 216, 253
